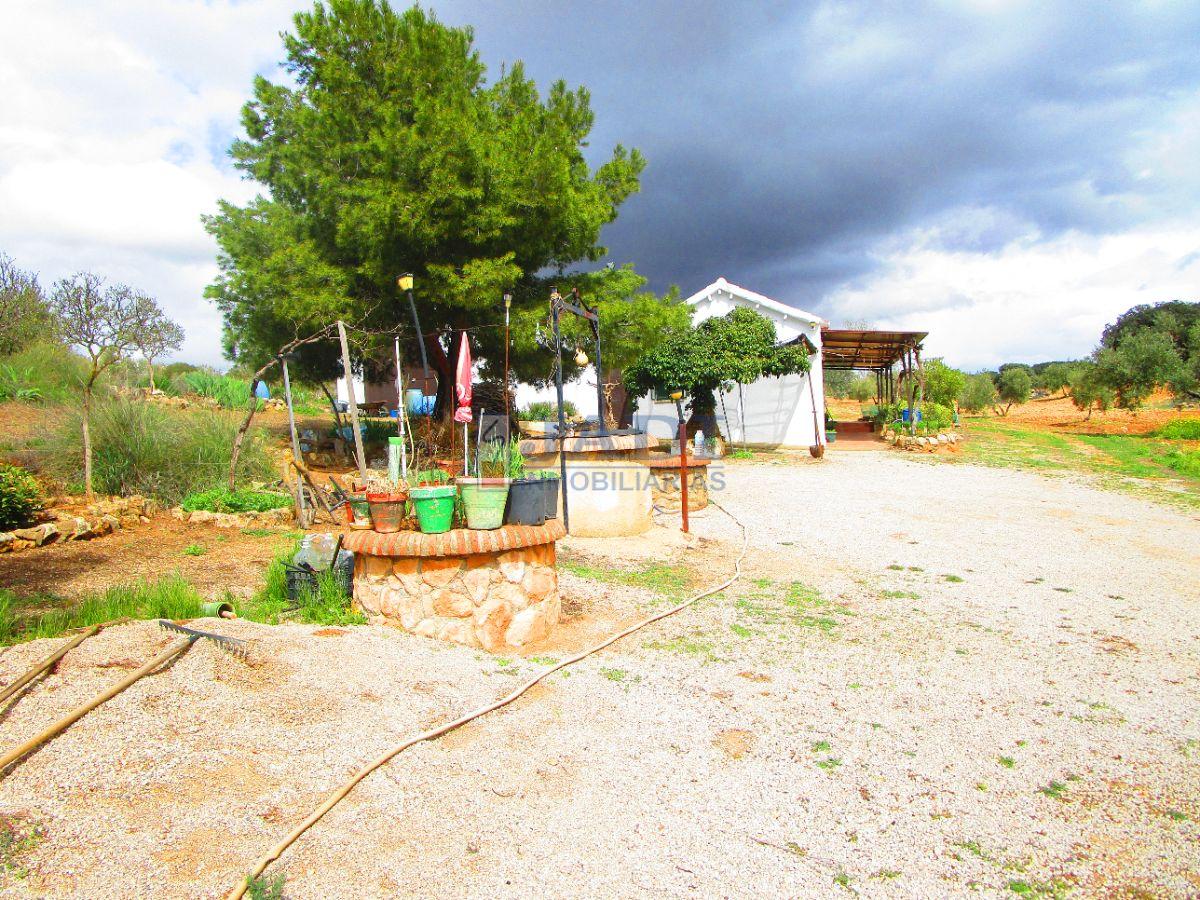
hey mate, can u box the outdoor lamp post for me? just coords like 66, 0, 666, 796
398, 271, 431, 402
670, 390, 689, 533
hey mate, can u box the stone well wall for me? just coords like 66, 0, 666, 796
344, 522, 565, 653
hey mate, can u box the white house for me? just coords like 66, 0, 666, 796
630, 278, 826, 448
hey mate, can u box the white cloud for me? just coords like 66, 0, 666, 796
823, 222, 1200, 370
0, 0, 303, 367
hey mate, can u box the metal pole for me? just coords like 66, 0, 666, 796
394, 337, 408, 480
280, 357, 306, 523
673, 395, 689, 533
337, 320, 368, 483
591, 311, 605, 433
552, 293, 569, 532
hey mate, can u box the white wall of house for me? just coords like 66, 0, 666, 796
630, 278, 826, 449
513, 368, 600, 419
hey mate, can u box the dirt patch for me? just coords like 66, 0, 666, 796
0, 515, 298, 600
713, 728, 756, 759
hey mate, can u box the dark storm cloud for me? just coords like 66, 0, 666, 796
430, 1, 1200, 312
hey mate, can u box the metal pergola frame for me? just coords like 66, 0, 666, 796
813, 328, 929, 407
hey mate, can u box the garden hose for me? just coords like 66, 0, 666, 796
226, 501, 749, 898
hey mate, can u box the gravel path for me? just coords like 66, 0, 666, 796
0, 453, 1196, 897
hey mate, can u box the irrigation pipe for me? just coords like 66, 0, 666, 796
0, 624, 103, 708
226, 501, 749, 898
0, 637, 193, 775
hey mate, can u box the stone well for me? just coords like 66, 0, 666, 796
342, 522, 566, 653
645, 456, 710, 512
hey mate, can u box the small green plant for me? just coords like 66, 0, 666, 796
1039, 780, 1069, 800
182, 544, 207, 557
507, 438, 526, 479
246, 871, 286, 900
811, 740, 831, 753
815, 757, 842, 771
882, 590, 920, 600
477, 441, 508, 478
600, 667, 628, 682
729, 623, 751, 638
832, 872, 851, 890
0, 464, 44, 530
729, 448, 754, 459
528, 655, 558, 666
886, 564, 904, 571
872, 869, 901, 881
944, 574, 964, 583
0, 364, 44, 402
1166, 809, 1188, 822
998, 756, 1016, 769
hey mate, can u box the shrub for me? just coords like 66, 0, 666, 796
47, 397, 273, 504
0, 465, 43, 531
521, 400, 577, 420
0, 342, 89, 405
1155, 419, 1200, 440
1163, 449, 1200, 478
923, 359, 967, 409
917, 402, 954, 432
181, 488, 291, 514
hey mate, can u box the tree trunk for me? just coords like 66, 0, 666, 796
147, 359, 156, 393
82, 386, 94, 499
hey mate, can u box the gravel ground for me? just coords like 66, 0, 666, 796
0, 452, 1197, 898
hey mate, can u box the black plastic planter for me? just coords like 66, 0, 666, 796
505, 478, 546, 526
537, 475, 560, 520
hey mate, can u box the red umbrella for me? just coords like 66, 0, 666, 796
454, 336, 472, 424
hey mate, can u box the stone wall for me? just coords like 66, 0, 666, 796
352, 542, 560, 652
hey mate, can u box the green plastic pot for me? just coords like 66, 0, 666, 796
410, 484, 457, 534
457, 477, 510, 530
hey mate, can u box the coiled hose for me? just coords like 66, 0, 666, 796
227, 502, 748, 898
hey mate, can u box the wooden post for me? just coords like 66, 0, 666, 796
280, 357, 306, 523
337, 320, 368, 483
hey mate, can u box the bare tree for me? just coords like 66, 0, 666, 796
50, 273, 179, 498
0, 253, 53, 354
133, 307, 184, 392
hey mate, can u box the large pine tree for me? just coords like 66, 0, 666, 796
205, 1, 648, 409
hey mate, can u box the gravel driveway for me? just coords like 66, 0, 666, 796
0, 453, 1196, 898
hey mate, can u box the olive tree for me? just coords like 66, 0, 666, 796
993, 367, 1031, 416
50, 273, 182, 497
134, 314, 184, 392
0, 253, 54, 355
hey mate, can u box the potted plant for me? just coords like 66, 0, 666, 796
367, 484, 409, 533
410, 468, 457, 534
457, 441, 510, 530
503, 439, 544, 526
824, 409, 837, 444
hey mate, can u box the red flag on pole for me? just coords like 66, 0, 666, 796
453, 336, 472, 424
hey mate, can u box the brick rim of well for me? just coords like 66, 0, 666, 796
343, 520, 567, 558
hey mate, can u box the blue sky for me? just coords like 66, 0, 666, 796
2, 0, 1199, 370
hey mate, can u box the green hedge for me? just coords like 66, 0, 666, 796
1155, 419, 1200, 440
181, 488, 291, 514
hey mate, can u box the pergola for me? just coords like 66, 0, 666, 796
815, 328, 928, 405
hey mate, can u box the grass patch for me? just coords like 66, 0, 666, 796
1008, 877, 1071, 898
958, 418, 1200, 510
944, 574, 964, 583
182, 544, 207, 557
881, 589, 920, 600
644, 632, 719, 662
729, 623, 752, 638
0, 814, 46, 879
246, 871, 287, 900
44, 397, 274, 505
0, 576, 207, 645
600, 667, 628, 682
243, 542, 363, 627
559, 558, 690, 600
